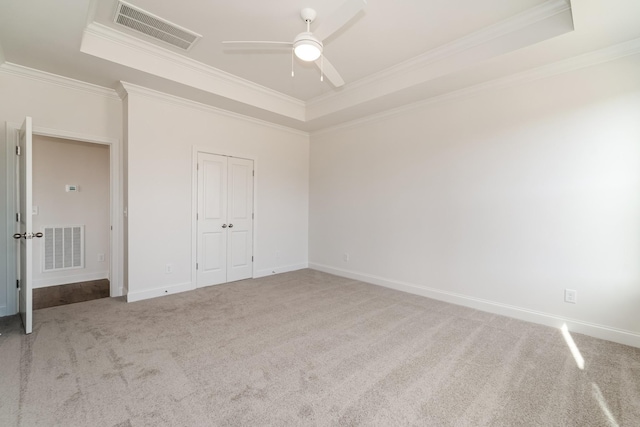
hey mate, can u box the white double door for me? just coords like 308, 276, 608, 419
197, 153, 254, 287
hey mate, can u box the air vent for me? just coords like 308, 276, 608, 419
114, 1, 202, 51
43, 226, 84, 272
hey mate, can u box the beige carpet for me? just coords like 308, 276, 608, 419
1, 269, 639, 426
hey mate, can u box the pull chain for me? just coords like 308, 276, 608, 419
291, 48, 295, 77
320, 54, 324, 82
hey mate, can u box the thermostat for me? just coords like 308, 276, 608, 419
65, 185, 79, 192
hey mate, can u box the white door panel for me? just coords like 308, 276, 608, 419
197, 153, 227, 287
17, 117, 34, 334
226, 157, 253, 282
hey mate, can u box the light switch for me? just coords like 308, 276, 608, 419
32, 206, 39, 215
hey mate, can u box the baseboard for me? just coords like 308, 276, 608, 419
126, 281, 195, 303
33, 271, 109, 289
309, 262, 640, 349
0, 305, 9, 318
254, 262, 308, 278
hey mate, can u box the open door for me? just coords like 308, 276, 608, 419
14, 117, 38, 334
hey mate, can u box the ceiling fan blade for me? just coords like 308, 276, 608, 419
222, 41, 293, 50
316, 56, 345, 87
314, 0, 366, 42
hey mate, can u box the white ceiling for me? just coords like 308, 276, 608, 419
1, 0, 639, 132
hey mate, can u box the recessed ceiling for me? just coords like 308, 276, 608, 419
1, 0, 640, 132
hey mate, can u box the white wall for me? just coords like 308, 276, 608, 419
31, 135, 110, 288
309, 54, 640, 347
123, 87, 309, 301
0, 68, 122, 316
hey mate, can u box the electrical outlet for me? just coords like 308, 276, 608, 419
343, 253, 350, 262
565, 289, 577, 304
97, 253, 105, 262
165, 264, 173, 274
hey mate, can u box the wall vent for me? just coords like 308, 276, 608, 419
43, 226, 84, 272
114, 1, 202, 51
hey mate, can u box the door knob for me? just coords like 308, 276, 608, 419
34, 232, 43, 238
228, 224, 233, 228
222, 224, 227, 228
13, 233, 24, 239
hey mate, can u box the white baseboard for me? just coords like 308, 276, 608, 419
33, 271, 109, 289
309, 262, 640, 349
126, 281, 195, 303
0, 305, 8, 317
254, 262, 308, 278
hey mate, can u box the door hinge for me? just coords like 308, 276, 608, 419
196, 263, 199, 270
252, 170, 255, 177
197, 163, 199, 170
16, 146, 21, 156
252, 213, 254, 220
252, 256, 254, 262
196, 213, 199, 220
16, 213, 20, 222
16, 279, 20, 289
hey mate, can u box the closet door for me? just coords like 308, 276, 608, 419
226, 157, 254, 282
197, 153, 228, 287
196, 153, 254, 288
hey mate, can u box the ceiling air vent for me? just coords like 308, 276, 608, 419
114, 1, 202, 51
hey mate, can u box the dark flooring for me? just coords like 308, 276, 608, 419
33, 279, 110, 310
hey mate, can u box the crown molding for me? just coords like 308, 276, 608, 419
119, 81, 309, 137
82, 22, 306, 121
306, 0, 573, 121
0, 62, 119, 99
311, 37, 640, 137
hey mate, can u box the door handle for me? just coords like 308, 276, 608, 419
13, 232, 43, 239
222, 224, 227, 228
228, 224, 233, 228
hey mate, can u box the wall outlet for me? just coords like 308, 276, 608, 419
343, 253, 350, 262
97, 253, 105, 262
165, 263, 173, 274
565, 289, 577, 304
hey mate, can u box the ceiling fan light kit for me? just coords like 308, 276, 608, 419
222, 0, 367, 88
293, 33, 323, 62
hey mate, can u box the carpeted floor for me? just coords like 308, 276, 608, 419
1, 269, 639, 426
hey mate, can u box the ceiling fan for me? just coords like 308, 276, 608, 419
222, 0, 367, 88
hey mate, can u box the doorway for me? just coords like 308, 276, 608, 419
30, 135, 110, 309
5, 118, 122, 333
196, 152, 254, 287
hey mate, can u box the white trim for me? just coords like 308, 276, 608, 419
0, 62, 119, 100
33, 126, 119, 145
311, 37, 640, 137
309, 0, 571, 107
254, 262, 309, 278
309, 263, 640, 349
33, 271, 109, 289
119, 81, 309, 137
305, 0, 573, 121
126, 281, 194, 303
82, 23, 305, 121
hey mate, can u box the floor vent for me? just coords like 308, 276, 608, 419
114, 1, 202, 51
43, 226, 84, 272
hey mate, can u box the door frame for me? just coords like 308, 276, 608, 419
191, 146, 257, 288
5, 123, 123, 315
